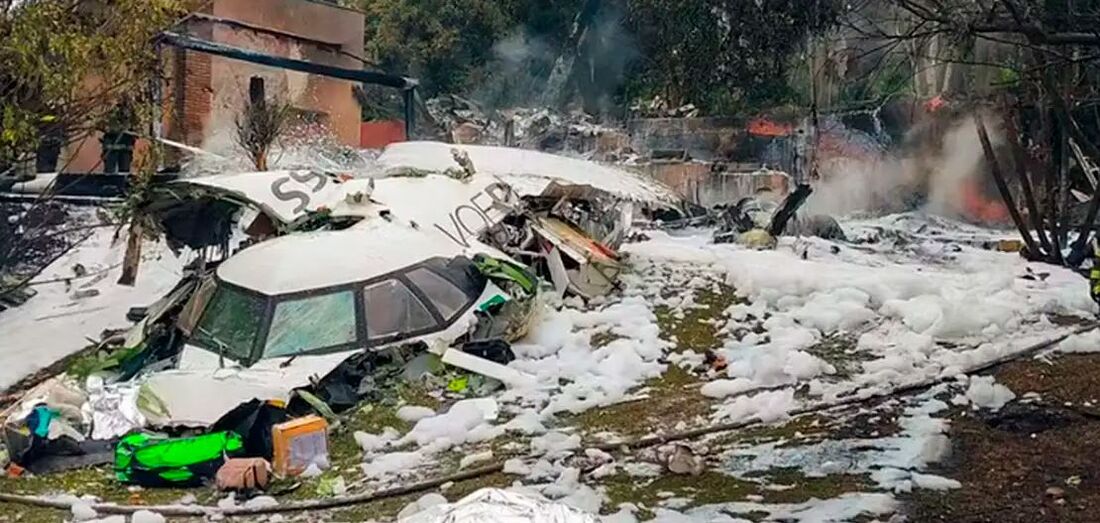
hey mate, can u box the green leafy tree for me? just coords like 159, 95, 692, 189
355, 0, 584, 99
0, 0, 187, 170
358, 0, 515, 97
626, 0, 842, 114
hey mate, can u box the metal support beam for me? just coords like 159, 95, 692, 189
403, 88, 416, 140
158, 32, 416, 90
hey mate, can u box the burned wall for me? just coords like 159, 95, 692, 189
631, 161, 789, 207
627, 117, 745, 162
206, 0, 365, 150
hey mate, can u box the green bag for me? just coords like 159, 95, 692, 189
115, 431, 243, 487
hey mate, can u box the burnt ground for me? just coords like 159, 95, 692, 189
905, 353, 1100, 523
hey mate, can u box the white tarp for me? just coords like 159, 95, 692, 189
399, 488, 597, 523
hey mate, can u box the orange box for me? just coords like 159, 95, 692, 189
272, 415, 329, 477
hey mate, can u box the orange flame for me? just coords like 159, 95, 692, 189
960, 179, 1011, 224
747, 118, 794, 137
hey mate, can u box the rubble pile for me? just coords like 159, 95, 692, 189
423, 96, 630, 159
628, 95, 701, 119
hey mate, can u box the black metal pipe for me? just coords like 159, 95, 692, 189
403, 87, 416, 140
158, 32, 415, 90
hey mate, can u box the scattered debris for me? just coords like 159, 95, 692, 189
399, 488, 597, 523
0, 142, 687, 503
714, 184, 837, 246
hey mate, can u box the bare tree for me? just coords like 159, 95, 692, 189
234, 82, 293, 171
843, 0, 1100, 266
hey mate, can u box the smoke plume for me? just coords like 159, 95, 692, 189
805, 113, 1005, 222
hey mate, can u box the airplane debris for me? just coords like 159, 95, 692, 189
0, 142, 683, 487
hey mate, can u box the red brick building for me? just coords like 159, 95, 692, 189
63, 0, 366, 172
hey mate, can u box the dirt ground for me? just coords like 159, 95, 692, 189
905, 353, 1100, 523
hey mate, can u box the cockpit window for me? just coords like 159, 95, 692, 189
406, 267, 470, 321
363, 279, 436, 340
193, 285, 265, 361
263, 291, 357, 358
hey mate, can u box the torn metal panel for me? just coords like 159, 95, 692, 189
713, 183, 844, 244
123, 276, 200, 349
181, 171, 349, 225
139, 368, 300, 427
144, 170, 367, 252
546, 247, 570, 298
177, 276, 217, 337
530, 217, 622, 299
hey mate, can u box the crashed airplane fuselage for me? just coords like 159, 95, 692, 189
124, 142, 679, 425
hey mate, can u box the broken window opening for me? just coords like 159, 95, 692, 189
249, 77, 265, 105
406, 267, 471, 321
363, 279, 436, 340
263, 290, 357, 358
192, 284, 265, 362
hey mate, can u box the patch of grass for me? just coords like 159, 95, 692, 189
602, 470, 758, 510
0, 503, 60, 523
738, 510, 772, 522
709, 414, 830, 448
652, 365, 700, 391
321, 382, 440, 469
750, 467, 875, 504
572, 369, 711, 438
442, 471, 513, 499
325, 492, 422, 522
805, 334, 869, 378
294, 383, 454, 504
655, 285, 743, 353
0, 465, 219, 522
0, 466, 218, 505
397, 383, 443, 411
592, 330, 626, 348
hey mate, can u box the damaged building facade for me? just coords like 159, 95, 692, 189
59, 0, 367, 173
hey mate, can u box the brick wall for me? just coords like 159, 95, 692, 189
171, 14, 215, 147
204, 0, 365, 150
62, 0, 367, 172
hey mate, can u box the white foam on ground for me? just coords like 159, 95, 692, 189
0, 225, 185, 390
